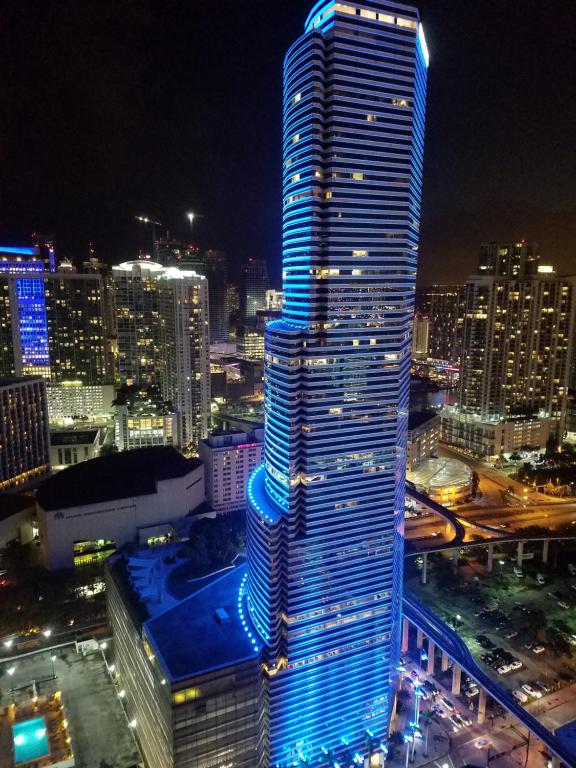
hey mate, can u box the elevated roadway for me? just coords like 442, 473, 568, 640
403, 592, 575, 767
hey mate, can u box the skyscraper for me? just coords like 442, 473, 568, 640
246, 2, 428, 764
0, 250, 109, 385
113, 261, 210, 448
458, 248, 575, 430
426, 284, 466, 364
240, 258, 269, 325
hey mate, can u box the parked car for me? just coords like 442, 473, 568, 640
522, 684, 542, 699
513, 689, 528, 703
441, 697, 455, 711
532, 645, 545, 654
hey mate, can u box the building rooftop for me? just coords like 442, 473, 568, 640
37, 447, 201, 511
0, 493, 35, 522
0, 377, 44, 388
49, 429, 100, 446
408, 410, 440, 432
145, 563, 259, 682
408, 457, 472, 492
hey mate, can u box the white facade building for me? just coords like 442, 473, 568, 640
46, 383, 115, 424
113, 261, 210, 448
36, 446, 205, 569
199, 428, 263, 513
114, 404, 178, 451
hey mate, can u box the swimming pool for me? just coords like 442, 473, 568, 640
12, 717, 50, 764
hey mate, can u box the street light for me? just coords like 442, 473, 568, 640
3, 639, 14, 649
50, 655, 56, 678
42, 628, 52, 639
7, 665, 16, 676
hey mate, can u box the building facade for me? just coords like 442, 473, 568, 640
46, 382, 115, 424
113, 262, 211, 448
0, 268, 109, 385
459, 251, 575, 433
36, 447, 204, 569
406, 411, 440, 471
425, 284, 466, 363
240, 258, 268, 325
412, 312, 429, 357
199, 428, 264, 513
0, 377, 51, 491
245, 3, 428, 765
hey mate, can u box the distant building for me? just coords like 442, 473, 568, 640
0, 267, 110, 384
426, 285, 466, 364
0, 377, 50, 491
236, 326, 264, 360
49, 427, 103, 469
113, 261, 211, 448
441, 408, 554, 459
106, 555, 259, 768
412, 312, 429, 357
265, 289, 283, 311
239, 258, 268, 325
46, 382, 115, 424
36, 446, 204, 569
199, 428, 264, 513
407, 411, 440, 471
459, 247, 575, 433
114, 386, 178, 451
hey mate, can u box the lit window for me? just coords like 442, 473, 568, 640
314, 170, 323, 179
292, 174, 301, 183
379, 13, 394, 24
352, 269, 363, 276
397, 17, 417, 29
392, 98, 409, 107
325, 191, 333, 200
360, 9, 376, 19
351, 172, 364, 180
293, 92, 302, 104
335, 3, 356, 16
292, 134, 300, 143
352, 250, 368, 257
367, 114, 377, 122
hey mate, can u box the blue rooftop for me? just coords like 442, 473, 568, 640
145, 563, 260, 683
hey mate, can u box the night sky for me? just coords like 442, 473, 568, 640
1, 0, 575, 285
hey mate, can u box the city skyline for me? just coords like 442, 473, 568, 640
1, 1, 575, 285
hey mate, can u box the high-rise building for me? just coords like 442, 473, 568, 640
459, 251, 575, 426
0, 377, 51, 491
245, 3, 428, 764
443, 247, 576, 456
240, 258, 268, 325
113, 261, 210, 448
0, 254, 109, 385
412, 311, 429, 357
426, 284, 466, 363
113, 386, 178, 452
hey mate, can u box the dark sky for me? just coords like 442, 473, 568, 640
1, 0, 575, 285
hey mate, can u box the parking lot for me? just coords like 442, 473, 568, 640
408, 550, 576, 731
0, 646, 140, 768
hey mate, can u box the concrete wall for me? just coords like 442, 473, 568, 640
37, 465, 204, 570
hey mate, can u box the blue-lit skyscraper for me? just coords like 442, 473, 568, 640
246, 2, 428, 765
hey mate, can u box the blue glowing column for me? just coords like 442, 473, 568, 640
246, 2, 428, 765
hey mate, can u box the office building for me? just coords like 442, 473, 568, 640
114, 386, 178, 451
113, 261, 210, 448
199, 428, 264, 513
203, 250, 230, 343
0, 377, 51, 491
245, 3, 428, 764
106, 553, 260, 768
36, 446, 204, 569
240, 258, 268, 324
426, 284, 466, 363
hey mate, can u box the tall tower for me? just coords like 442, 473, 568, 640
113, 261, 210, 449
246, 2, 428, 765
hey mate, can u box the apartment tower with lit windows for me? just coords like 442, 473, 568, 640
245, 2, 428, 765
